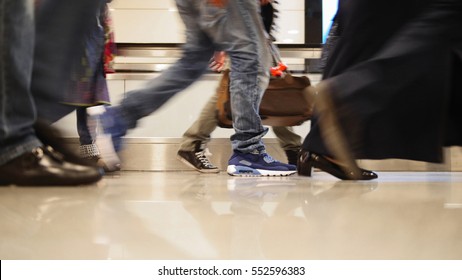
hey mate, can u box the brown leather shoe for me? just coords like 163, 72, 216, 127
0, 146, 102, 186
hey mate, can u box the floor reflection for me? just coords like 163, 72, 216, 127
0, 171, 461, 259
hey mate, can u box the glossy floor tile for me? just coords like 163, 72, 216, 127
1, 171, 461, 260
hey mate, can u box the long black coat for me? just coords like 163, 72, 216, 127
303, 0, 462, 163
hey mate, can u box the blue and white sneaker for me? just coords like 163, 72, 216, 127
86, 105, 127, 172
227, 151, 297, 177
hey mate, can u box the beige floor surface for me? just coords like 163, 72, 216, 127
1, 171, 461, 260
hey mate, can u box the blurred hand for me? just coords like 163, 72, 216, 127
260, 0, 272, 5
209, 51, 226, 72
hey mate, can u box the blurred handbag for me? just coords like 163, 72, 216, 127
216, 43, 313, 128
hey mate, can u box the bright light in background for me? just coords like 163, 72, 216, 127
288, 30, 300, 35
322, 0, 339, 43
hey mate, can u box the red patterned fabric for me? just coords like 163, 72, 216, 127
61, 3, 113, 106
103, 5, 116, 74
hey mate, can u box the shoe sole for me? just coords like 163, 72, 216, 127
312, 83, 362, 180
176, 155, 220, 173
227, 165, 296, 177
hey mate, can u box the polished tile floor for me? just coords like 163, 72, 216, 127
1, 171, 461, 260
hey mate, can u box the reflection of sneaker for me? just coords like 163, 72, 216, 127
227, 151, 296, 177
86, 106, 126, 171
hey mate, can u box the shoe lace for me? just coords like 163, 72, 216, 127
195, 150, 214, 168
262, 153, 278, 163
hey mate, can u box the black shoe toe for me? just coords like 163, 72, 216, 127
297, 150, 377, 180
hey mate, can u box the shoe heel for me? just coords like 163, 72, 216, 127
297, 153, 313, 177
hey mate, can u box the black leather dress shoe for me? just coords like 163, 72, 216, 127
297, 150, 378, 180
34, 119, 98, 167
0, 146, 102, 186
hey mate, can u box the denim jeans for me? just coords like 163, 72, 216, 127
76, 107, 93, 145
179, 93, 302, 152
118, 0, 271, 153
0, 0, 104, 165
0, 0, 40, 165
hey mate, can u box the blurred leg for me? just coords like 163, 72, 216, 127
0, 0, 41, 165
33, 0, 105, 122
272, 126, 302, 152
179, 93, 219, 152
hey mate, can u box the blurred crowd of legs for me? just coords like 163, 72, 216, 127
1, 0, 461, 186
